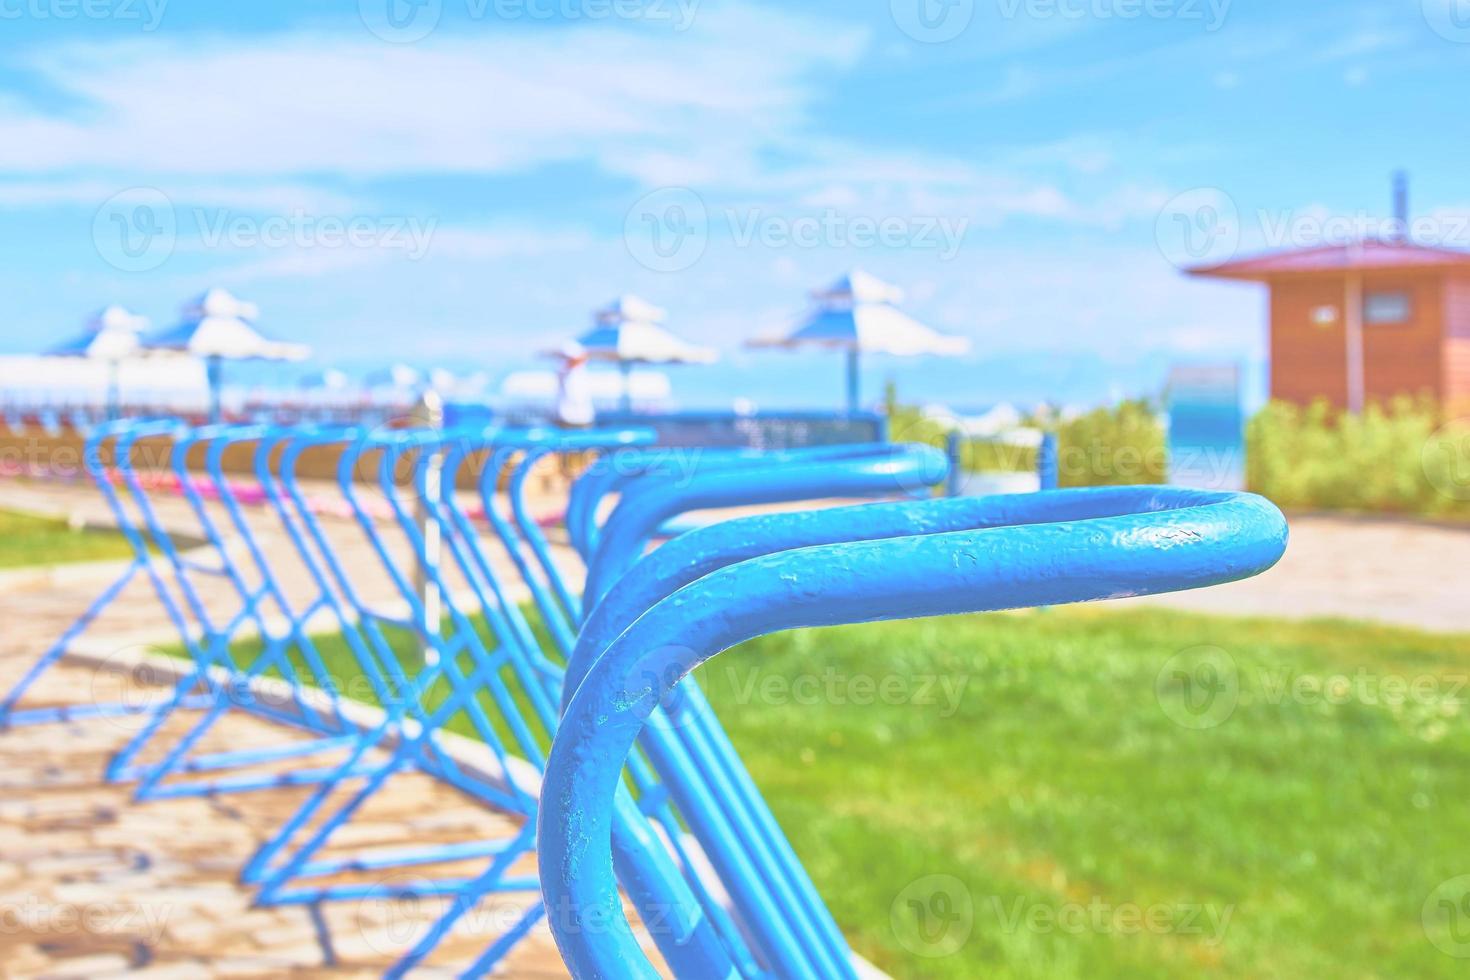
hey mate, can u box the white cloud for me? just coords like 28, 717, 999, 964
0, 8, 867, 182
0, 178, 361, 213
0, 5, 1178, 239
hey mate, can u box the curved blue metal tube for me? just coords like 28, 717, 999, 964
565, 447, 761, 560
567, 441, 927, 563
120, 425, 362, 798
582, 443, 948, 620
2, 420, 204, 732
539, 488, 1288, 978
413, 430, 750, 979
565, 442, 949, 978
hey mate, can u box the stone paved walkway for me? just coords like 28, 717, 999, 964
0, 652, 574, 977
0, 477, 627, 978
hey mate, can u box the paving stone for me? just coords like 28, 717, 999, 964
0, 479, 616, 978
31, 952, 133, 977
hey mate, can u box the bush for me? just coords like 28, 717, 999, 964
1056, 398, 1167, 487
1248, 396, 1470, 517
889, 388, 1470, 515
885, 404, 1039, 478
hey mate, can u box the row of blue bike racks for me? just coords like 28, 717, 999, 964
0, 415, 1288, 978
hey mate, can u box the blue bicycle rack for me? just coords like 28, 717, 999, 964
540, 487, 1288, 978
0, 420, 196, 730
7, 413, 1053, 977
554, 442, 951, 979
240, 423, 706, 976
382, 437, 946, 977
414, 436, 946, 977
106, 423, 378, 800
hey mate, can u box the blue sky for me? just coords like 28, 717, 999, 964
1, 0, 1467, 409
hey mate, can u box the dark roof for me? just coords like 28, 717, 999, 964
1187, 240, 1470, 281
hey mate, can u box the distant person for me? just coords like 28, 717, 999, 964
555, 341, 594, 428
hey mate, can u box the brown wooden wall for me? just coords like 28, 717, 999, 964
1444, 276, 1470, 414
1362, 273, 1444, 405
1269, 279, 1350, 407
1269, 274, 1445, 409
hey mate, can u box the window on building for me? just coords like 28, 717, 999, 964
1364, 290, 1411, 325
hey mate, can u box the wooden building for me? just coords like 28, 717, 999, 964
1188, 240, 1470, 413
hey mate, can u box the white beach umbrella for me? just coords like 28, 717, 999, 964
48, 306, 149, 419
145, 289, 309, 421
550, 294, 716, 411
748, 270, 970, 412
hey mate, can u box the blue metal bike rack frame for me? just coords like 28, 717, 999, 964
540, 487, 1288, 978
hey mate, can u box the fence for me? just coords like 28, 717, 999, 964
593, 409, 889, 450
0, 417, 1287, 977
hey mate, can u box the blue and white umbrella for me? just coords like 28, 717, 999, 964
144, 289, 309, 422
555, 295, 716, 411
48, 306, 149, 420
749, 270, 970, 412
50, 305, 148, 360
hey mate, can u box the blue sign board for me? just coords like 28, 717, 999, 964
1167, 363, 1245, 491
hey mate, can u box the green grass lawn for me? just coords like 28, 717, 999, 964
186, 606, 1470, 978
0, 508, 140, 568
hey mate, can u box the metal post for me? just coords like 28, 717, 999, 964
410, 390, 444, 666
1039, 431, 1059, 490
845, 347, 860, 415
106, 359, 122, 422
945, 430, 963, 497
207, 355, 223, 424
619, 360, 632, 413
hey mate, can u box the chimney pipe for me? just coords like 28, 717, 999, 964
1392, 170, 1410, 243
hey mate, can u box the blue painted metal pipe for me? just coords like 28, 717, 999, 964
566, 443, 948, 979
583, 443, 948, 607
568, 442, 925, 563
540, 488, 1288, 977
1, 420, 207, 732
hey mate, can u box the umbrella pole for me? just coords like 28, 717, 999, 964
106, 360, 121, 422
619, 360, 632, 413
207, 355, 223, 424
845, 347, 860, 415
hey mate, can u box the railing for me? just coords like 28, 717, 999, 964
595, 409, 889, 450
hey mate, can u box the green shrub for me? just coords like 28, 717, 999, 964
1247, 396, 1470, 517
888, 387, 1470, 514
883, 399, 1036, 478
1056, 398, 1167, 487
